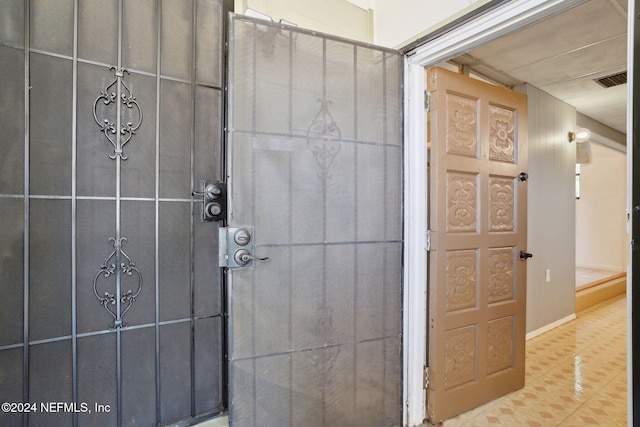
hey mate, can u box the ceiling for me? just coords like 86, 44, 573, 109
449, 0, 628, 136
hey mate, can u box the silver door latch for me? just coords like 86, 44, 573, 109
219, 227, 269, 268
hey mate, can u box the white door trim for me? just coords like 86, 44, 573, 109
402, 60, 428, 427
405, 0, 586, 65
626, 1, 634, 426
401, 1, 587, 425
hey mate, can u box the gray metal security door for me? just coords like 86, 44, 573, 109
0, 1, 228, 426
227, 14, 404, 426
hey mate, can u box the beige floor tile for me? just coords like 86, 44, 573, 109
437, 295, 627, 427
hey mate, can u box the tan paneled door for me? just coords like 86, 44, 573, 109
426, 67, 529, 423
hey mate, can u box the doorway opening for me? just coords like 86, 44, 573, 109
404, 2, 626, 424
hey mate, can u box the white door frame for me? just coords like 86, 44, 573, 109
626, 3, 634, 427
401, 1, 587, 425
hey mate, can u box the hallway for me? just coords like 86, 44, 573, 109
441, 295, 627, 426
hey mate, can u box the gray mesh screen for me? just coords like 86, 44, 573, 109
0, 198, 24, 346
77, 334, 117, 426
29, 54, 73, 196
29, 200, 72, 342
31, 0, 74, 56
29, 340, 74, 426
78, 0, 117, 64
122, 0, 158, 75
228, 15, 403, 426
0, 47, 25, 194
0, 348, 23, 426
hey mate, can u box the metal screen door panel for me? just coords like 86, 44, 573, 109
0, 1, 228, 426
227, 14, 403, 426
426, 67, 528, 422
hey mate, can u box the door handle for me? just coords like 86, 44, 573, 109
234, 249, 270, 266
519, 250, 533, 260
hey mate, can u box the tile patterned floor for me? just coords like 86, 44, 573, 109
439, 295, 627, 427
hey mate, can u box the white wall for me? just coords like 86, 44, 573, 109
234, 0, 495, 49
373, 0, 493, 48
521, 85, 577, 334
234, 0, 373, 43
576, 143, 628, 271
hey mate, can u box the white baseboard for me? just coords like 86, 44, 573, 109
526, 313, 576, 341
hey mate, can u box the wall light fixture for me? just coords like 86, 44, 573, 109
568, 128, 591, 143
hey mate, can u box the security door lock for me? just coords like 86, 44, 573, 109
192, 181, 226, 222
234, 228, 251, 246
219, 227, 269, 268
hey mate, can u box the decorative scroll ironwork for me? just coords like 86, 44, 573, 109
93, 237, 143, 330
92, 66, 143, 329
93, 67, 143, 160
306, 99, 342, 178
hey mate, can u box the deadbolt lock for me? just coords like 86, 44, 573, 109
234, 228, 251, 246
193, 181, 226, 222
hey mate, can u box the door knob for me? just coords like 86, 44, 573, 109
519, 250, 533, 260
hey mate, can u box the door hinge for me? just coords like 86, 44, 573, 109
423, 366, 430, 389
424, 91, 431, 112
426, 229, 431, 251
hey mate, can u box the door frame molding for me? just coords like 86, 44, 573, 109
401, 1, 588, 425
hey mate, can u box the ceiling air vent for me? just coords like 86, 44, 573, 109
594, 71, 627, 88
